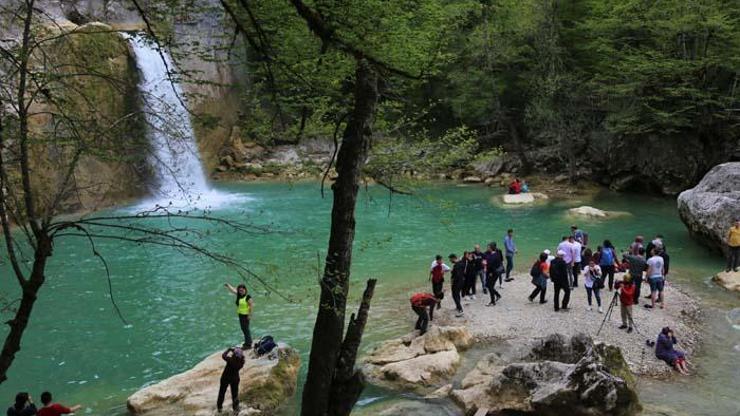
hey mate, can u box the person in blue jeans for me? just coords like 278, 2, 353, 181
504, 229, 517, 282
645, 249, 666, 309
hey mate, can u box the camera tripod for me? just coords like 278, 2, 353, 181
596, 289, 649, 341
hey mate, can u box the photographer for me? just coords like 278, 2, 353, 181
583, 260, 603, 313
7, 393, 36, 416
217, 347, 246, 413
614, 274, 636, 333
655, 327, 690, 375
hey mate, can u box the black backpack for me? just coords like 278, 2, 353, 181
254, 335, 277, 356
530, 261, 541, 279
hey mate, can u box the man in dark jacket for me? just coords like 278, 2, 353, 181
217, 347, 246, 413
449, 254, 466, 316
550, 250, 570, 311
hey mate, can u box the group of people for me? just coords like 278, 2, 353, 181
411, 224, 693, 375
7, 392, 80, 416
507, 178, 529, 194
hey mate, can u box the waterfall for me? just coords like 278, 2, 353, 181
124, 33, 238, 210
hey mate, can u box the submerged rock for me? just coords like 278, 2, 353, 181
127, 344, 300, 416
712, 270, 740, 292
678, 162, 740, 254
362, 326, 472, 391
503, 194, 534, 204
450, 334, 640, 416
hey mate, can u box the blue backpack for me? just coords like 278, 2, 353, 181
601, 248, 614, 265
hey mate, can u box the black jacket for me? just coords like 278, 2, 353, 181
550, 257, 569, 286
451, 261, 466, 286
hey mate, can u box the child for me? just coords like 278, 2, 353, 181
615, 274, 636, 333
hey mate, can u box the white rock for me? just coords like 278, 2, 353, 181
569, 206, 608, 217
503, 194, 535, 204
712, 270, 740, 292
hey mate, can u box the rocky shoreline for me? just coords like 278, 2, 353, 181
358, 272, 702, 415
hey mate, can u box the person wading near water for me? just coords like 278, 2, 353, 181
7, 393, 36, 416
625, 247, 647, 304
449, 254, 466, 317
224, 283, 254, 349
645, 248, 666, 309
36, 392, 79, 416
216, 346, 245, 413
410, 292, 441, 334
550, 250, 570, 311
429, 255, 450, 309
726, 219, 740, 272
528, 253, 549, 304
504, 229, 517, 282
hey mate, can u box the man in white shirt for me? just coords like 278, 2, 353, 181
557, 236, 575, 288
645, 249, 665, 309
571, 238, 582, 288
429, 255, 451, 309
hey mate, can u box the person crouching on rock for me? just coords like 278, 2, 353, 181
615, 274, 635, 333
217, 347, 246, 413
655, 327, 690, 375
224, 283, 253, 349
410, 292, 441, 335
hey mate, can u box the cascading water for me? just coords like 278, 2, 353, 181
124, 33, 241, 210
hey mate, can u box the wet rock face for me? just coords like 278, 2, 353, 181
678, 162, 740, 254
450, 334, 641, 416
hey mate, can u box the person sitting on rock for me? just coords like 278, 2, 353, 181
655, 327, 689, 375
217, 347, 246, 413
410, 292, 440, 335
726, 219, 740, 272
508, 178, 521, 194
521, 180, 529, 193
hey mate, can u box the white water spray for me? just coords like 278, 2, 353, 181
124, 33, 242, 210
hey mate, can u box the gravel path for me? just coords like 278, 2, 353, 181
429, 271, 701, 376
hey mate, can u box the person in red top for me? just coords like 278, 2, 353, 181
410, 292, 441, 335
508, 178, 522, 194
428, 255, 450, 309
37, 392, 80, 416
615, 274, 636, 333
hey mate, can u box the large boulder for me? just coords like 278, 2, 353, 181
127, 344, 300, 416
450, 334, 640, 416
712, 270, 740, 292
362, 326, 472, 392
677, 162, 740, 254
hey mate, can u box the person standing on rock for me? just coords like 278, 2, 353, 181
224, 283, 253, 349
550, 250, 570, 311
472, 244, 486, 295
583, 260, 603, 313
217, 347, 245, 414
429, 255, 451, 308
645, 249, 665, 309
410, 292, 441, 334
504, 229, 517, 282
726, 219, 740, 272
528, 253, 549, 304
625, 247, 647, 304
571, 236, 582, 288
449, 254, 466, 316
599, 240, 618, 290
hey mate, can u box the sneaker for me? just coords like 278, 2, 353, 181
627, 327, 633, 333
504, 278, 514, 282
586, 306, 592, 311
598, 306, 603, 313
618, 324, 627, 329
539, 300, 548, 304
644, 304, 653, 309
472, 295, 477, 300
528, 296, 534, 302
561, 307, 570, 311
496, 294, 502, 301
486, 302, 496, 307
455, 311, 464, 317
482, 288, 488, 294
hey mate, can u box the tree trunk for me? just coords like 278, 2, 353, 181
0, 234, 51, 383
301, 59, 378, 416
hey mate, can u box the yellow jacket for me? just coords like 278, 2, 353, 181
729, 226, 740, 247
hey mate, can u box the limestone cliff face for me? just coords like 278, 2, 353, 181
46, 0, 247, 173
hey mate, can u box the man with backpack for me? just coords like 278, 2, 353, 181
528, 253, 549, 304
429, 255, 450, 309
410, 292, 441, 334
